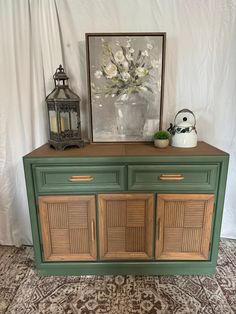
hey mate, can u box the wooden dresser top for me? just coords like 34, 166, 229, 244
24, 141, 228, 158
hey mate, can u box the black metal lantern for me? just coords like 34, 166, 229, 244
46, 65, 84, 150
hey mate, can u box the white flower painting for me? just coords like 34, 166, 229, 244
86, 33, 166, 142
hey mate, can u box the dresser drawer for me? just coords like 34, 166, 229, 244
34, 165, 126, 193
128, 164, 219, 191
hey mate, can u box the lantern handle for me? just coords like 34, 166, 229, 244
53, 65, 69, 84
174, 109, 196, 127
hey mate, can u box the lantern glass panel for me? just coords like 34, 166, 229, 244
71, 111, 78, 130
49, 110, 58, 133
58, 89, 66, 98
60, 111, 70, 131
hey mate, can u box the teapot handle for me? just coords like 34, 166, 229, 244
174, 109, 196, 127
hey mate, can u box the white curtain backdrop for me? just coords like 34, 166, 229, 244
0, 0, 235, 245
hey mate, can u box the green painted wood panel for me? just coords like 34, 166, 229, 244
35, 260, 216, 276
34, 165, 126, 193
128, 164, 219, 191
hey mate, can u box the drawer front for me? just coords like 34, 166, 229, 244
34, 165, 126, 193
128, 164, 219, 191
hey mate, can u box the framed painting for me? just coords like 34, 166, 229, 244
86, 32, 166, 143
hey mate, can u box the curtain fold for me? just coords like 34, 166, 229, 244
0, 0, 64, 245
0, 0, 236, 245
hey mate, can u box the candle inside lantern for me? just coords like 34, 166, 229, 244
50, 116, 66, 132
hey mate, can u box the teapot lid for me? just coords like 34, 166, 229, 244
174, 109, 196, 128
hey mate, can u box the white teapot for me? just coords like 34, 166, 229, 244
169, 109, 197, 148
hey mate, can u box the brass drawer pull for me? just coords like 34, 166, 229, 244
91, 220, 95, 241
69, 175, 94, 182
159, 174, 184, 181
157, 218, 161, 240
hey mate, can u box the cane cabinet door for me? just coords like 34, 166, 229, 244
39, 195, 97, 261
98, 194, 154, 260
156, 194, 214, 260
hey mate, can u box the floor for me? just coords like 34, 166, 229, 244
0, 239, 235, 314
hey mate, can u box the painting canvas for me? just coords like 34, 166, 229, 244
86, 33, 166, 142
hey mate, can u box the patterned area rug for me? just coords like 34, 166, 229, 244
0, 239, 235, 314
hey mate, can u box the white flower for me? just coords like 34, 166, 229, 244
135, 67, 149, 77
94, 70, 103, 79
147, 43, 153, 50
122, 61, 129, 71
126, 41, 131, 48
151, 60, 159, 68
140, 86, 148, 91
101, 38, 105, 42
126, 54, 133, 61
104, 63, 117, 78
121, 72, 130, 81
129, 48, 134, 54
141, 50, 149, 57
120, 94, 128, 101
114, 50, 125, 63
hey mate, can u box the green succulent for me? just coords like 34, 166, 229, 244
153, 130, 170, 140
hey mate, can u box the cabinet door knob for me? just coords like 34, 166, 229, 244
159, 174, 184, 181
69, 175, 94, 182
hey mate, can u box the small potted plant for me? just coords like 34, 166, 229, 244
153, 130, 170, 148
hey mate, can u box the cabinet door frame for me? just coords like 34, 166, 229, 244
156, 193, 214, 260
39, 195, 97, 261
98, 193, 154, 260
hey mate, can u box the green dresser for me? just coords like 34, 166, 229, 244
23, 142, 229, 276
